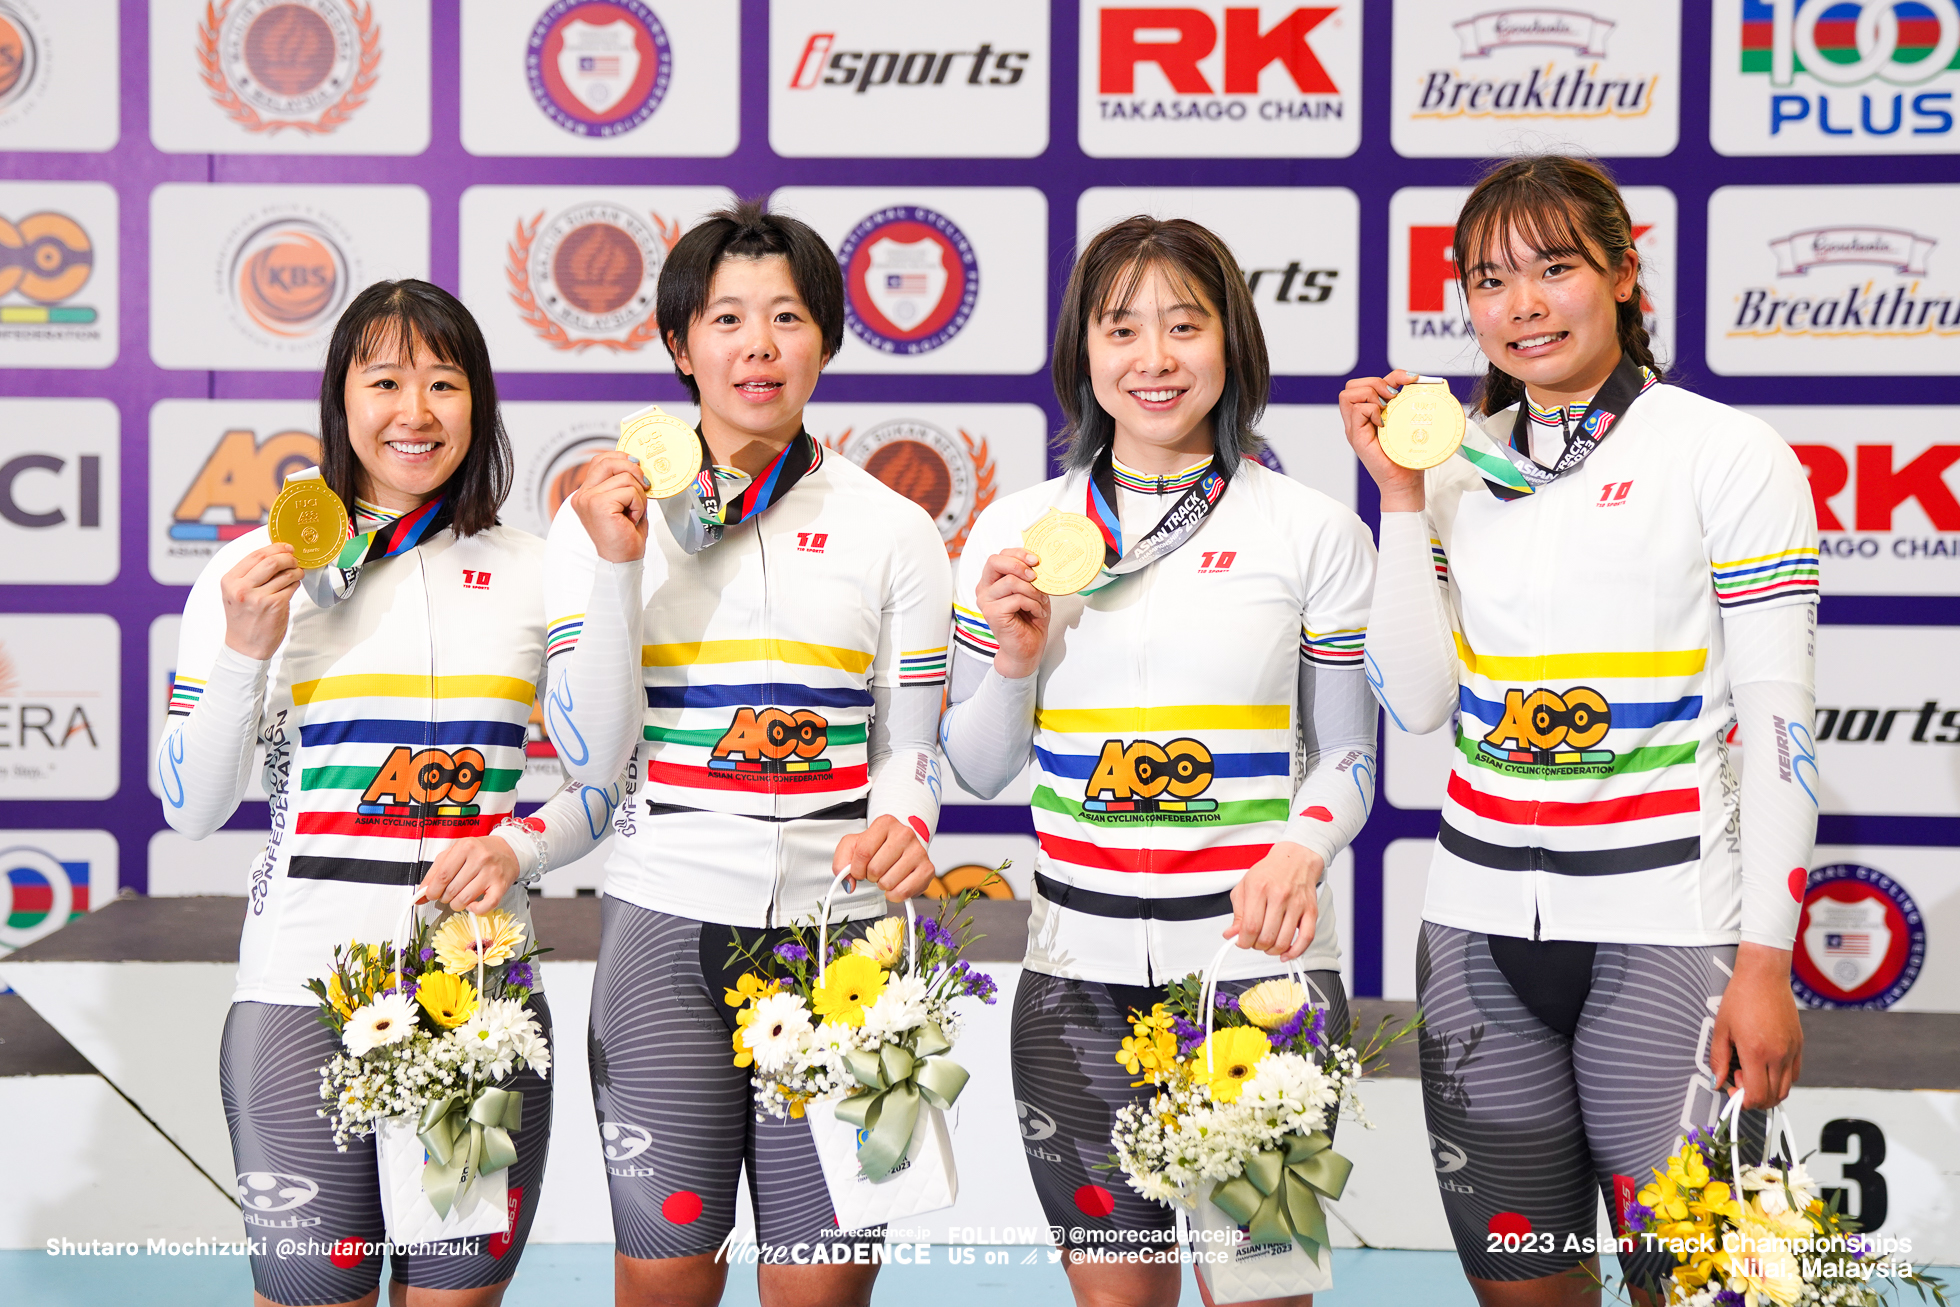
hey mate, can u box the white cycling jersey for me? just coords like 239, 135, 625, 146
160, 512, 616, 1006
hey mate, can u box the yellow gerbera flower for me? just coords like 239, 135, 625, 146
433, 910, 527, 975
417, 970, 478, 1028
851, 917, 905, 967
1192, 1026, 1272, 1103
811, 954, 887, 1028
1238, 978, 1310, 1030
1727, 1215, 1804, 1306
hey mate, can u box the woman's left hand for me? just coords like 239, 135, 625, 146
1225, 842, 1324, 959
833, 815, 935, 902
419, 836, 522, 914
1710, 943, 1804, 1108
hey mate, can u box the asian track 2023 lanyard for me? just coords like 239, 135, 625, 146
1454, 354, 1660, 503
290, 468, 456, 609
1077, 444, 1230, 595
660, 428, 824, 555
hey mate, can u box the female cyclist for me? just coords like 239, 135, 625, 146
542, 199, 948, 1307
1345, 155, 1818, 1306
160, 279, 617, 1307
940, 216, 1379, 1307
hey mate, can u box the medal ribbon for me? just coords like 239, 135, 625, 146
1460, 355, 1659, 502
286, 467, 455, 609
1078, 445, 1229, 593
664, 429, 823, 555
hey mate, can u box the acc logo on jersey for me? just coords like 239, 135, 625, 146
526, 0, 673, 137
226, 217, 352, 341
0, 2, 40, 116
1478, 686, 1614, 765
1792, 862, 1926, 1009
169, 428, 321, 546
839, 206, 979, 355
1085, 737, 1217, 817
711, 708, 832, 776
824, 420, 996, 557
358, 746, 488, 815
507, 204, 680, 351
0, 844, 89, 952
0, 210, 95, 326
198, 0, 381, 136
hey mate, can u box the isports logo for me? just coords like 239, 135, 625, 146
838, 206, 978, 355
1084, 737, 1218, 817
1478, 686, 1616, 767
788, 34, 1031, 92
0, 210, 96, 331
168, 427, 321, 548
357, 746, 488, 817
1414, 8, 1659, 120
824, 420, 996, 558
525, 0, 672, 137
225, 216, 353, 342
1730, 225, 1957, 340
198, 0, 382, 136
711, 708, 833, 778
507, 204, 680, 352
1741, 0, 1958, 139
1793, 863, 1926, 1008
0, 844, 91, 952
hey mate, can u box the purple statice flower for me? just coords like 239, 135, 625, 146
1713, 1292, 1745, 1307
919, 916, 959, 949
505, 962, 534, 989
420, 947, 436, 962
1274, 1005, 1310, 1046
1171, 1016, 1205, 1055
961, 967, 999, 1004
1623, 1202, 1654, 1231
773, 942, 810, 965
1214, 991, 1239, 1012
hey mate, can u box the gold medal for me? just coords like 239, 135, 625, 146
1022, 509, 1106, 596
618, 405, 701, 499
267, 479, 351, 570
1378, 378, 1466, 471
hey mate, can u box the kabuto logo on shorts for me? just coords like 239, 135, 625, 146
710, 708, 833, 777
359, 746, 488, 815
1478, 687, 1615, 768
599, 1121, 658, 1176
237, 1171, 323, 1227
1083, 737, 1218, 819
1428, 1133, 1468, 1173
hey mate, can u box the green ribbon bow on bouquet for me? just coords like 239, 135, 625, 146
416, 1086, 524, 1218
832, 1021, 969, 1181
1209, 1130, 1353, 1262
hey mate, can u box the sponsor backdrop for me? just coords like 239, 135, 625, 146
2, 0, 1955, 1012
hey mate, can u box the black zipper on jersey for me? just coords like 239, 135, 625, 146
415, 547, 435, 894
758, 524, 784, 927
1137, 549, 1155, 988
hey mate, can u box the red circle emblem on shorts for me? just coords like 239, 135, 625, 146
1789, 868, 1808, 901
662, 1190, 704, 1224
1073, 1184, 1116, 1218
1487, 1212, 1532, 1238
328, 1238, 365, 1269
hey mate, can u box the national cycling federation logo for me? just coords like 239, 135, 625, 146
0, 209, 96, 332
0, 844, 91, 953
223, 215, 355, 345
823, 420, 997, 558
199, 0, 382, 136
0, 2, 40, 117
507, 204, 681, 352
168, 427, 321, 552
1477, 686, 1615, 771
1083, 738, 1218, 821
1792, 863, 1926, 1009
525, 0, 673, 137
838, 207, 979, 355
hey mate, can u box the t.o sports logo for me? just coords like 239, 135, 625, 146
838, 206, 979, 355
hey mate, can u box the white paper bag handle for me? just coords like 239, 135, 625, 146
1720, 1089, 1798, 1192
392, 889, 422, 978
1198, 941, 1325, 1080
817, 866, 917, 983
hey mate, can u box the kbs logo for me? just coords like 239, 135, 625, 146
358, 746, 488, 815
224, 217, 353, 342
507, 204, 680, 351
825, 419, 997, 557
1083, 737, 1218, 818
787, 34, 1031, 91
198, 0, 381, 136
0, 209, 96, 329
710, 708, 833, 777
838, 206, 978, 355
168, 427, 321, 548
1736, 0, 1958, 144
1478, 686, 1615, 767
525, 0, 672, 137
1793, 863, 1926, 1009
0, 1, 37, 117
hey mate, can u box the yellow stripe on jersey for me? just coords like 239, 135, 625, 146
1037, 704, 1290, 733
1453, 634, 1707, 681
290, 674, 537, 705
640, 639, 875, 673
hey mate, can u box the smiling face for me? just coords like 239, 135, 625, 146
670, 253, 828, 464
1086, 262, 1227, 473
342, 332, 473, 514
1464, 226, 1638, 408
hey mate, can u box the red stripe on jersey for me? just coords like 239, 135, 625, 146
295, 812, 503, 839
1447, 772, 1700, 826
1037, 832, 1272, 875
643, 759, 870, 794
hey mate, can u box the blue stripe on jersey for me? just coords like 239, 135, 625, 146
645, 683, 877, 710
299, 718, 528, 749
1033, 746, 1291, 781
1456, 687, 1704, 730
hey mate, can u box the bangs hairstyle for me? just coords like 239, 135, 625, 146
656, 197, 845, 403
1055, 216, 1269, 476
318, 279, 511, 536
1453, 155, 1662, 416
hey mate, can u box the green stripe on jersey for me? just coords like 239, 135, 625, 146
1455, 734, 1697, 780
301, 766, 523, 792
643, 721, 870, 748
1032, 785, 1288, 827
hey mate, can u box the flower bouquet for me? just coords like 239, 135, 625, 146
722, 869, 1001, 1229
1623, 1092, 1949, 1307
1109, 944, 1417, 1304
304, 901, 551, 1243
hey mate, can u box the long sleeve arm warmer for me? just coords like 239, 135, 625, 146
541, 502, 646, 787
157, 552, 274, 839
938, 648, 1036, 801
1366, 511, 1459, 736
1725, 600, 1818, 950
866, 684, 945, 838
1282, 662, 1379, 865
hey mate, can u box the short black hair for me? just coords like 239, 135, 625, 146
1054, 216, 1271, 478
318, 279, 511, 536
655, 198, 846, 402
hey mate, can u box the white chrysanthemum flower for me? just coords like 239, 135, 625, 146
342, 993, 419, 1056
455, 997, 526, 1062
861, 973, 929, 1041
743, 992, 814, 1073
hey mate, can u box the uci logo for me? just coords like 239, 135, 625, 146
1481, 687, 1613, 754
360, 746, 487, 808
600, 1121, 654, 1162
709, 707, 834, 777
1084, 737, 1217, 816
